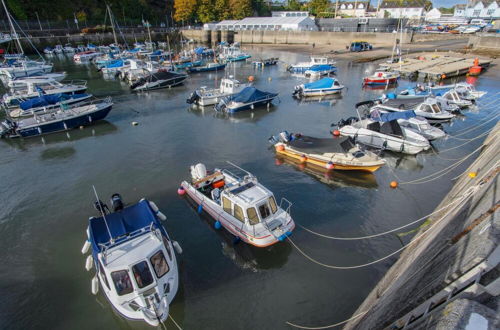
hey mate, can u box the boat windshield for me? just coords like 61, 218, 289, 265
132, 261, 154, 289
150, 250, 169, 279
258, 202, 272, 220
431, 104, 441, 113
247, 207, 259, 225
111, 270, 133, 296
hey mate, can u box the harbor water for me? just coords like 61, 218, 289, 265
0, 47, 498, 330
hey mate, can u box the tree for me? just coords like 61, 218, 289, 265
215, 0, 231, 20
197, 0, 217, 23
229, 0, 252, 19
174, 0, 197, 22
308, 0, 329, 17
287, 0, 302, 11
75, 10, 87, 22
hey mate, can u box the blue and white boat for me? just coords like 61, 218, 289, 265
304, 64, 337, 77
214, 87, 278, 113
218, 45, 251, 62
81, 192, 181, 327
8, 93, 93, 118
394, 84, 432, 99
174, 60, 203, 70
288, 56, 335, 73
293, 77, 344, 97
0, 97, 113, 138
187, 62, 226, 73
101, 59, 131, 74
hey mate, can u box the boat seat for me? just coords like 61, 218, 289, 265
211, 188, 221, 203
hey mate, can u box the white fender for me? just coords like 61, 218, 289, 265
81, 240, 91, 254
91, 276, 99, 295
157, 211, 167, 221
149, 201, 159, 212
85, 255, 93, 271
141, 309, 160, 327
173, 241, 183, 254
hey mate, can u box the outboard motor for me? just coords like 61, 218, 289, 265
292, 86, 302, 97
190, 163, 207, 181
0, 120, 15, 138
111, 193, 124, 212
94, 199, 110, 215
278, 131, 290, 143
186, 91, 199, 104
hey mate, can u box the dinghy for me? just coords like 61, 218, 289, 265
0, 97, 113, 138
180, 162, 295, 247
214, 87, 278, 113
252, 58, 278, 67
130, 71, 187, 92
186, 77, 248, 106
82, 192, 180, 327
270, 131, 385, 172
293, 77, 344, 97
396, 84, 432, 99
363, 71, 399, 86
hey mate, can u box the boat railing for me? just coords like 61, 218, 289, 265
100, 223, 157, 256
279, 197, 292, 216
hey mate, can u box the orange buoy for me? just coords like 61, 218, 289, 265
441, 74, 446, 79
300, 155, 307, 163
390, 181, 398, 189
332, 129, 340, 137
468, 65, 482, 76
248, 75, 255, 82
276, 144, 285, 152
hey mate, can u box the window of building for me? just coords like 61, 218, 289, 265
487, 9, 494, 15
473, 10, 481, 16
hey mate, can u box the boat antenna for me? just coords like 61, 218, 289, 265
92, 185, 114, 244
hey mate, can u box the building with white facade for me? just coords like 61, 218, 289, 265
454, 1, 500, 19
377, 1, 426, 19
208, 16, 318, 31
271, 11, 309, 17
425, 8, 442, 21
334, 1, 371, 17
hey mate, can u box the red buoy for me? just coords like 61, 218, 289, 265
332, 129, 340, 137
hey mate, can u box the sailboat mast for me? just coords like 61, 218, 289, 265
1, 0, 23, 54
106, 4, 118, 45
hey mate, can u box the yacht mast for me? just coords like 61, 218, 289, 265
1, 0, 24, 54
106, 4, 118, 46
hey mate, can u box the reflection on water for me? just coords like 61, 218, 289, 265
40, 146, 76, 160
188, 104, 277, 123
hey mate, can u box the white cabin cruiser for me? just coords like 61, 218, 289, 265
2, 79, 87, 108
430, 83, 486, 101
186, 77, 249, 106
82, 193, 181, 327
288, 56, 335, 73
439, 89, 473, 108
378, 97, 455, 123
0, 60, 53, 79
7, 72, 67, 88
180, 162, 295, 247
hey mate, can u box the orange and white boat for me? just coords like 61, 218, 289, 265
179, 162, 294, 248
270, 131, 385, 173
363, 71, 399, 86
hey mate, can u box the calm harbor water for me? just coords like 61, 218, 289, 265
0, 48, 498, 330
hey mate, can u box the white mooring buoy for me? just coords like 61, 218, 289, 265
173, 241, 183, 254
91, 276, 99, 295
81, 240, 90, 254
85, 255, 93, 271
149, 201, 159, 212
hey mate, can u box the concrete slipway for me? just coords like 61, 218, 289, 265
344, 122, 499, 330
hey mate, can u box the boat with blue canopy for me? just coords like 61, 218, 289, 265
288, 56, 335, 73
9, 93, 93, 118
293, 77, 344, 97
174, 60, 203, 70
304, 64, 337, 77
187, 62, 226, 73
81, 192, 181, 327
214, 87, 278, 113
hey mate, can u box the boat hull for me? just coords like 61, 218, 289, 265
363, 77, 398, 85
301, 87, 343, 97
132, 76, 187, 92
13, 104, 112, 138
222, 97, 276, 113
187, 64, 226, 73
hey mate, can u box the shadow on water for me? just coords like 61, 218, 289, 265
1, 121, 118, 151
382, 151, 424, 171
40, 146, 76, 160
187, 104, 277, 123
183, 195, 292, 271
293, 94, 343, 107
274, 154, 379, 189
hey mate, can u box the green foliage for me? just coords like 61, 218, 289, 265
215, 0, 232, 20
308, 0, 329, 17
6, 0, 27, 20
287, 0, 302, 11
229, 0, 253, 19
174, 0, 197, 21
439, 7, 454, 14
197, 0, 217, 23
75, 10, 87, 22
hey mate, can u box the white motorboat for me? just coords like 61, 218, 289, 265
82, 193, 181, 327
218, 45, 251, 62
377, 97, 455, 123
0, 60, 53, 79
73, 51, 101, 62
7, 72, 67, 88
293, 77, 344, 97
288, 56, 335, 73
186, 77, 249, 106
180, 162, 295, 247
8, 93, 93, 118
2, 79, 88, 108
430, 83, 487, 101
438, 89, 473, 108
130, 71, 187, 92
119, 60, 168, 83
63, 44, 75, 53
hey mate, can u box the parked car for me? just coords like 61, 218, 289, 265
349, 41, 373, 52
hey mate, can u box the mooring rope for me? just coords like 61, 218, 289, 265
286, 310, 369, 329
169, 314, 183, 330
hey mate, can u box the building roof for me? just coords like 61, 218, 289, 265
454, 4, 466, 9
217, 20, 240, 25
234, 16, 315, 25
337, 0, 370, 7
468, 0, 499, 7
379, 0, 426, 9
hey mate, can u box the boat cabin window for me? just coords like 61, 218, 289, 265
421, 105, 432, 113
431, 104, 441, 113
268, 196, 278, 214
132, 261, 154, 289
334, 81, 340, 86
258, 203, 272, 220
111, 270, 133, 296
247, 207, 259, 225
150, 250, 169, 279
222, 196, 232, 214
99, 261, 110, 290
233, 204, 244, 223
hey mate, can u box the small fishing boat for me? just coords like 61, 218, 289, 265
43, 47, 54, 55
0, 97, 113, 138
214, 87, 278, 113
180, 162, 295, 247
370, 109, 446, 141
269, 131, 385, 172
82, 192, 181, 327
187, 62, 226, 73
130, 71, 188, 92
73, 51, 101, 62
377, 98, 455, 123
2, 79, 88, 108
8, 93, 93, 118
174, 60, 203, 70
293, 77, 344, 97
304, 64, 337, 77
101, 59, 131, 74
436, 89, 472, 108
288, 56, 335, 73
186, 77, 248, 106
363, 71, 399, 86
252, 58, 279, 67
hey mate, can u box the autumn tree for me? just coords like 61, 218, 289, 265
229, 0, 252, 19
197, 0, 217, 23
215, 0, 231, 20
174, 0, 197, 22
308, 0, 329, 17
